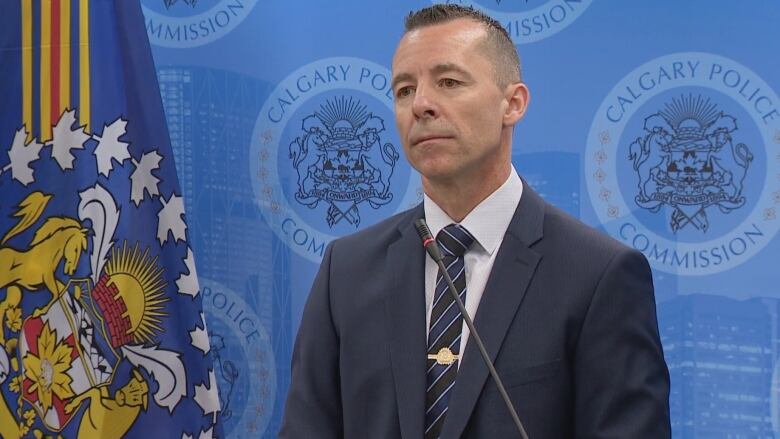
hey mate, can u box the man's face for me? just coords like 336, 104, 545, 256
392, 19, 519, 185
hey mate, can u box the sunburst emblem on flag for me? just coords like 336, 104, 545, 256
94, 242, 169, 347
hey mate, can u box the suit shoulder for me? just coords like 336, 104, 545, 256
536, 203, 653, 304
541, 202, 638, 261
330, 205, 418, 253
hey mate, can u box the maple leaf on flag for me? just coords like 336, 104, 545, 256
194, 369, 220, 424
157, 193, 187, 245
177, 246, 200, 297
4, 126, 43, 186
48, 109, 90, 170
130, 150, 162, 205
189, 312, 210, 354
94, 118, 131, 177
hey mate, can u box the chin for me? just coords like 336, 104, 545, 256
418, 165, 461, 183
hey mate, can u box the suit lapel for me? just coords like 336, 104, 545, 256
440, 184, 546, 439
384, 206, 427, 439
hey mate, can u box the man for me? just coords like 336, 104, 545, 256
280, 5, 671, 438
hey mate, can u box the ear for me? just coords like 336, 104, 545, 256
502, 82, 530, 127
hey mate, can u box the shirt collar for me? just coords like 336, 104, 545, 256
423, 166, 523, 256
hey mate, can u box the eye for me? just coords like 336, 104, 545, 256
395, 86, 415, 98
440, 78, 460, 88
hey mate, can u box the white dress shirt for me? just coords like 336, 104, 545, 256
423, 166, 524, 359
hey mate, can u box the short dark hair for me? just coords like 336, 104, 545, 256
404, 4, 522, 87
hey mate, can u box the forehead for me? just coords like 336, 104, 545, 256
392, 19, 488, 72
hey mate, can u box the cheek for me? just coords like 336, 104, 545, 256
394, 111, 409, 135
394, 119, 412, 151
468, 108, 503, 142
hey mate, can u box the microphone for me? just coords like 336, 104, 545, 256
414, 219, 530, 439
414, 219, 443, 262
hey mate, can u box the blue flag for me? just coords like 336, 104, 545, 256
0, 1, 221, 437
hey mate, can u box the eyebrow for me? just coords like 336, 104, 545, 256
391, 63, 474, 90
430, 63, 472, 80
391, 72, 414, 90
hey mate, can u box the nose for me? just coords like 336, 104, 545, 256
411, 85, 438, 120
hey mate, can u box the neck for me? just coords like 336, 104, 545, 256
424, 161, 511, 222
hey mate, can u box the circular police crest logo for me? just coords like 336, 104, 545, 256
435, 0, 592, 44
141, 0, 258, 48
199, 279, 275, 436
586, 52, 780, 275
250, 57, 421, 262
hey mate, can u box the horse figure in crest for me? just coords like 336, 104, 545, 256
0, 191, 89, 344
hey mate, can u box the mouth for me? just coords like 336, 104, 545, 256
411, 135, 452, 146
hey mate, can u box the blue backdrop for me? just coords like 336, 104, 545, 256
141, 1, 780, 437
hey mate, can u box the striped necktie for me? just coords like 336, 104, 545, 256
425, 223, 475, 439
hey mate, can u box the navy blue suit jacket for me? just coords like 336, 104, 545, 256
280, 185, 671, 438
